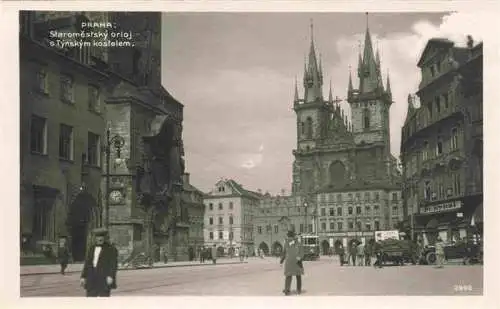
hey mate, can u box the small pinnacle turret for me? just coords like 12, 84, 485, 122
294, 77, 299, 102
328, 79, 333, 103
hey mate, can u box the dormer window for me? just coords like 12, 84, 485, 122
436, 136, 443, 156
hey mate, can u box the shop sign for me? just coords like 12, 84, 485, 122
420, 200, 462, 214
330, 232, 347, 237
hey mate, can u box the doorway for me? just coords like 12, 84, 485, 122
70, 224, 88, 262
321, 240, 330, 255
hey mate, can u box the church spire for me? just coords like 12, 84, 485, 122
303, 19, 323, 103
358, 12, 379, 94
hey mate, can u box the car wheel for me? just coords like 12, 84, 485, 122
426, 252, 436, 265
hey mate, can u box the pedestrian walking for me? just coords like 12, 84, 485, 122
373, 241, 383, 268
280, 230, 304, 295
434, 236, 446, 268
356, 243, 364, 266
350, 241, 358, 266
199, 247, 205, 263
211, 244, 217, 264
80, 228, 118, 297
364, 243, 372, 266
57, 237, 70, 275
337, 244, 346, 266
239, 247, 245, 262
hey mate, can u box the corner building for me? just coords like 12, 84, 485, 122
400, 38, 483, 244
291, 21, 403, 252
203, 179, 261, 256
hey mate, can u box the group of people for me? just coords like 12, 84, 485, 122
198, 245, 218, 264
336, 241, 380, 267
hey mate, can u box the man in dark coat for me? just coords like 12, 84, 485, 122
80, 228, 118, 297
280, 230, 304, 295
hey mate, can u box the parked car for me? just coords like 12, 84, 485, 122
420, 241, 482, 265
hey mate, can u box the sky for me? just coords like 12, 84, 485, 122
161, 12, 485, 195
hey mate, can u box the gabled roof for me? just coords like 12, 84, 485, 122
205, 179, 263, 200
417, 38, 454, 67
226, 179, 262, 199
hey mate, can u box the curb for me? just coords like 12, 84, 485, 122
21, 261, 248, 277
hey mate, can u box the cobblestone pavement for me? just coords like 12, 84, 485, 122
20, 256, 482, 297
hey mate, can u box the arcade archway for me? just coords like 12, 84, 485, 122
66, 191, 99, 262
321, 240, 330, 255
272, 241, 283, 256
258, 242, 269, 255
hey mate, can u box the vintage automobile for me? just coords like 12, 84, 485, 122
420, 241, 482, 265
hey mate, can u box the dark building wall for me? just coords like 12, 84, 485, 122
20, 36, 112, 254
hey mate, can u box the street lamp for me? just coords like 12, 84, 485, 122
103, 124, 125, 229
303, 200, 308, 234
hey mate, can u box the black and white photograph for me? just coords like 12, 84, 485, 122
3, 2, 495, 302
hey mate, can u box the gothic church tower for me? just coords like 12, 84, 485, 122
347, 14, 393, 155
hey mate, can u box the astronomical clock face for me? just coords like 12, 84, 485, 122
110, 190, 123, 203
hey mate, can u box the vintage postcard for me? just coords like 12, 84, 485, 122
1, 1, 498, 308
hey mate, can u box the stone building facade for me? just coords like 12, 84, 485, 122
19, 11, 188, 262
400, 37, 483, 245
203, 179, 260, 256
290, 21, 402, 251
180, 173, 205, 260
253, 193, 307, 256
19, 12, 116, 261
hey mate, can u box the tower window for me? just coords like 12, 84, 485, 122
306, 117, 313, 139
300, 122, 305, 135
363, 108, 370, 130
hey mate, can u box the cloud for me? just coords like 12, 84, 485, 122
327, 11, 488, 159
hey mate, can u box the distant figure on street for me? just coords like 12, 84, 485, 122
349, 242, 358, 266
280, 230, 304, 295
199, 247, 205, 263
364, 243, 372, 266
211, 244, 217, 264
239, 247, 245, 262
57, 237, 70, 275
373, 241, 384, 268
356, 243, 365, 266
434, 236, 445, 268
80, 228, 118, 297
337, 244, 346, 266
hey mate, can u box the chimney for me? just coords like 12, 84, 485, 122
281, 189, 286, 196
182, 173, 190, 185
257, 189, 262, 194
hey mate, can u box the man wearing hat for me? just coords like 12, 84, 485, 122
279, 230, 304, 295
80, 228, 118, 297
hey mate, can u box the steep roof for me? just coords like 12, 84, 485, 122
417, 38, 454, 67
226, 179, 263, 199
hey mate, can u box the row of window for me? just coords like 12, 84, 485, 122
208, 216, 234, 225
404, 128, 461, 174
423, 174, 462, 201
316, 191, 398, 202
30, 115, 101, 165
208, 231, 234, 240
206, 201, 234, 211
318, 205, 400, 217
255, 220, 387, 234
35, 69, 101, 113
